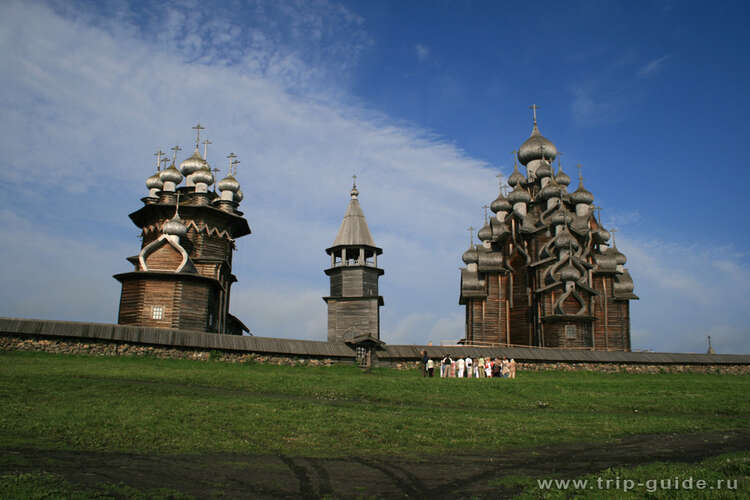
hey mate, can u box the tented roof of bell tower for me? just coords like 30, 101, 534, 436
328, 183, 381, 254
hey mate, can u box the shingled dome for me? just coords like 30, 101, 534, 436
327, 183, 381, 254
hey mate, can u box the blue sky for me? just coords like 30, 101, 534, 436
1, 0, 748, 353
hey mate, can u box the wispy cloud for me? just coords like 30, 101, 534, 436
638, 55, 670, 77
415, 43, 430, 61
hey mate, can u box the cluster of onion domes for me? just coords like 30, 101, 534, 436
144, 125, 243, 205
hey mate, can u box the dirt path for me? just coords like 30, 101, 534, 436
3, 429, 749, 498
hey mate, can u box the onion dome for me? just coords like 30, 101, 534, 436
146, 172, 163, 190
536, 159, 553, 179
570, 181, 594, 205
217, 173, 240, 193
490, 217, 510, 242
477, 222, 492, 242
594, 227, 610, 244
507, 184, 531, 204
611, 246, 627, 265
234, 189, 244, 203
478, 248, 504, 269
162, 212, 187, 237
554, 227, 580, 251
550, 207, 569, 227
159, 163, 183, 184
490, 191, 511, 213
555, 165, 571, 186
507, 162, 525, 187
179, 148, 205, 176
462, 245, 479, 265
192, 165, 214, 186
560, 261, 580, 282
539, 175, 563, 201
614, 269, 635, 294
518, 124, 558, 166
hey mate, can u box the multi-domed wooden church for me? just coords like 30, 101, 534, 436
459, 107, 637, 350
114, 125, 251, 335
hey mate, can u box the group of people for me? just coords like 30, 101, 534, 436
421, 351, 516, 379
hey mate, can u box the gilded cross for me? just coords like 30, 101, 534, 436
170, 145, 182, 164
529, 104, 539, 125
154, 150, 165, 170
192, 123, 205, 148
202, 139, 212, 160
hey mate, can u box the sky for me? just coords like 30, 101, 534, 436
1, 0, 749, 354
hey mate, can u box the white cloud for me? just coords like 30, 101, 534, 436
638, 55, 670, 77
415, 43, 430, 61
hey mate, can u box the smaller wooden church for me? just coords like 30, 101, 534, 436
114, 125, 251, 334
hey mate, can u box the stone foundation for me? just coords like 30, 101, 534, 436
2, 334, 748, 375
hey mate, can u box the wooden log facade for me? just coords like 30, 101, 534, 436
114, 132, 251, 335
459, 113, 637, 350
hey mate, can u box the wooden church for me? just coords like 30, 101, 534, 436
114, 125, 251, 335
459, 107, 637, 350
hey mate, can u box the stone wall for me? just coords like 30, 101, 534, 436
3, 334, 749, 374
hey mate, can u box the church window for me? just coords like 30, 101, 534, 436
152, 305, 164, 320
564, 325, 577, 339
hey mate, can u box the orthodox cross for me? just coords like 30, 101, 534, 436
482, 204, 490, 224
467, 226, 475, 246
192, 123, 205, 148
610, 227, 618, 246
557, 151, 563, 169
496, 172, 509, 196
231, 159, 240, 176
226, 153, 237, 174
154, 150, 165, 171
352, 173, 357, 188
202, 139, 212, 161
576, 163, 583, 182
211, 167, 220, 191
170, 145, 182, 164
160, 157, 169, 171
529, 104, 539, 125
592, 205, 602, 224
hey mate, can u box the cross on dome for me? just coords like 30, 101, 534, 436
202, 139, 212, 160
170, 145, 182, 164
529, 104, 539, 125
154, 150, 166, 171
467, 226, 475, 246
231, 159, 240, 176
192, 123, 205, 148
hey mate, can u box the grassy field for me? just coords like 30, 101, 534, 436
1, 350, 748, 498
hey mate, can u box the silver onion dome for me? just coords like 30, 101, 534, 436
594, 227, 610, 244
234, 189, 244, 203
163, 214, 187, 237
159, 163, 183, 184
518, 124, 558, 166
490, 192, 512, 213
507, 163, 525, 187
536, 159, 553, 179
477, 222, 492, 242
554, 228, 580, 250
146, 172, 163, 190
192, 165, 214, 186
539, 175, 562, 201
179, 148, 205, 176
507, 184, 531, 204
560, 261, 580, 282
570, 182, 594, 205
612, 246, 627, 265
462, 245, 479, 264
217, 174, 240, 193
555, 165, 571, 186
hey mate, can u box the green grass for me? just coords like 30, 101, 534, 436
510, 451, 749, 499
1, 350, 748, 458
